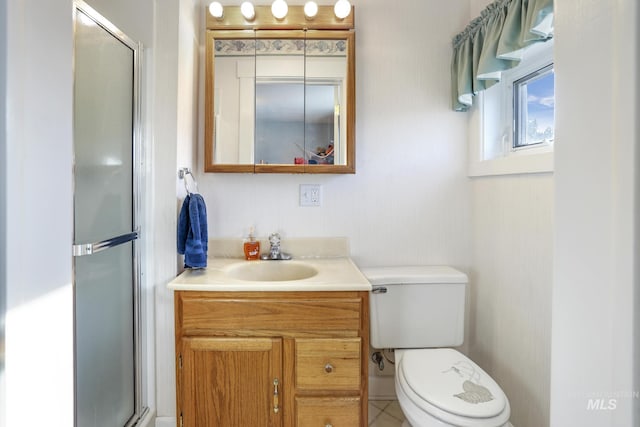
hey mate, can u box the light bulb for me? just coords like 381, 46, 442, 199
240, 2, 255, 20
304, 1, 318, 19
208, 2, 224, 19
271, 0, 288, 20
334, 0, 351, 19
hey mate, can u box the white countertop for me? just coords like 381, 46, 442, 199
168, 257, 372, 292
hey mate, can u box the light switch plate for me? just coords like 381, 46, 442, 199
299, 184, 322, 207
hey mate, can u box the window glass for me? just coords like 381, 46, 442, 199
514, 65, 555, 148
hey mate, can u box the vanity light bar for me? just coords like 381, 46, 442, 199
207, 0, 353, 29
206, 4, 354, 30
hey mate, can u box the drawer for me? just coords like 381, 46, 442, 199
296, 397, 361, 427
296, 338, 361, 391
178, 293, 362, 337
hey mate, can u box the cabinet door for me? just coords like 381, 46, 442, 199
180, 337, 283, 427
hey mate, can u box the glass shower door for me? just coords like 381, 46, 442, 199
73, 3, 143, 426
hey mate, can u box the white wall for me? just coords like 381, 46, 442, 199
551, 0, 639, 425
152, 0, 180, 422
195, 0, 472, 268
4, 1, 75, 425
154, 0, 201, 424
0, 0, 6, 425
469, 175, 553, 427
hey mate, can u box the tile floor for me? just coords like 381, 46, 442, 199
368, 400, 406, 427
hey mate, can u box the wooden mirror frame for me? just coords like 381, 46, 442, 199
204, 5, 355, 174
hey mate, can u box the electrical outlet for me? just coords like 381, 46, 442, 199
299, 184, 322, 207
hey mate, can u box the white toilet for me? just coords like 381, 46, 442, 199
363, 266, 511, 427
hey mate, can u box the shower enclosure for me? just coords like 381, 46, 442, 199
72, 2, 146, 426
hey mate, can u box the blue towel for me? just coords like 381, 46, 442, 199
177, 193, 208, 268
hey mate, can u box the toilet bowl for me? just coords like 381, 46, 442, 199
363, 266, 512, 427
394, 348, 510, 427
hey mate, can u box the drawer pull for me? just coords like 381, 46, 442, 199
273, 378, 279, 414
325, 424, 333, 427
324, 363, 334, 373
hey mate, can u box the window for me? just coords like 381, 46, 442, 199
513, 64, 555, 149
468, 40, 555, 176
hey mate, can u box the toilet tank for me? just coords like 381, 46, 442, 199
362, 266, 468, 349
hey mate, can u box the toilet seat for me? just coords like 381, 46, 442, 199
396, 348, 510, 427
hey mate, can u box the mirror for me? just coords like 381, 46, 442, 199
204, 8, 355, 173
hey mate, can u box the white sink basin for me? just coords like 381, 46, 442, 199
225, 261, 318, 282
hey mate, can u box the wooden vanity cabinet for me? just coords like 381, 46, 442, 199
174, 290, 369, 427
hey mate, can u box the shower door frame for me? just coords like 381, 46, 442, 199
72, 2, 147, 426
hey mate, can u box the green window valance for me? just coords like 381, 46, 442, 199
451, 0, 554, 112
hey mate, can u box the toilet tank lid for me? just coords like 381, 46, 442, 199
361, 266, 468, 285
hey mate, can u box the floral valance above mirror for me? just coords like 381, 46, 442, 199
215, 38, 347, 56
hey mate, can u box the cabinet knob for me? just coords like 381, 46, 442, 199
324, 363, 333, 373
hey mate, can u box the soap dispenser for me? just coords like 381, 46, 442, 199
243, 227, 260, 260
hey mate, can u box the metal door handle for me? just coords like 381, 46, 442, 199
73, 230, 139, 256
273, 378, 279, 414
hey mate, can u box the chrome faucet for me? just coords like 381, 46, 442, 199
261, 233, 292, 260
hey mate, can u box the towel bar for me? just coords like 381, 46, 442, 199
179, 167, 199, 195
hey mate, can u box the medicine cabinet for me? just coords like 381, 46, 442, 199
204, 5, 355, 173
